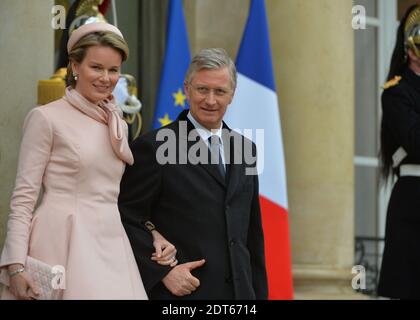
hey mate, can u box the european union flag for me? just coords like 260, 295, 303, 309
153, 0, 191, 129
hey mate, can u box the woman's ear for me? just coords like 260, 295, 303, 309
71, 61, 79, 76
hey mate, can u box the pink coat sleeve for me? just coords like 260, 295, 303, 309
0, 108, 52, 267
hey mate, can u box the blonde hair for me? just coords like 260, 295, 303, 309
66, 31, 129, 87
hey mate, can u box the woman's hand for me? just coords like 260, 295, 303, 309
150, 230, 178, 267
7, 264, 40, 300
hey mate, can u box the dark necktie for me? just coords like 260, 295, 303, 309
208, 135, 225, 178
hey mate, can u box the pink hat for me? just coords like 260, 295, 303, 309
67, 22, 124, 53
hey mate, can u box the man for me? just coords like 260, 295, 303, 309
118, 48, 268, 299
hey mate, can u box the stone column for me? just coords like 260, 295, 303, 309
0, 1, 55, 246
266, 0, 357, 298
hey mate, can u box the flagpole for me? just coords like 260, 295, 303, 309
111, 0, 118, 27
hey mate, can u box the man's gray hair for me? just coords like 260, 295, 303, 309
185, 48, 237, 89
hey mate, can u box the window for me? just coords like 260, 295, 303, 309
354, 0, 397, 296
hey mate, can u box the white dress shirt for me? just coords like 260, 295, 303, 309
187, 111, 226, 170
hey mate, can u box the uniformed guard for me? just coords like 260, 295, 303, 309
378, 4, 420, 299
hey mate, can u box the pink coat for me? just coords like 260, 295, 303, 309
0, 98, 147, 299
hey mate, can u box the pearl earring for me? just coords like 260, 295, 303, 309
73, 73, 78, 81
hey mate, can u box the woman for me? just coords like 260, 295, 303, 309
378, 5, 420, 299
0, 22, 176, 300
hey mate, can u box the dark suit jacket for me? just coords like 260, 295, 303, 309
118, 110, 268, 300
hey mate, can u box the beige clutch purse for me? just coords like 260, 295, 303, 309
0, 256, 61, 300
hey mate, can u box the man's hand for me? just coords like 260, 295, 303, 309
162, 259, 206, 296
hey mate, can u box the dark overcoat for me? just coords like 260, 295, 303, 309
118, 110, 268, 300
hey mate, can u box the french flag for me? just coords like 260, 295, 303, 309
224, 0, 293, 299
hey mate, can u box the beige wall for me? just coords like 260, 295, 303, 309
0, 0, 55, 246
184, 0, 249, 58
266, 0, 355, 298
267, 0, 355, 266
